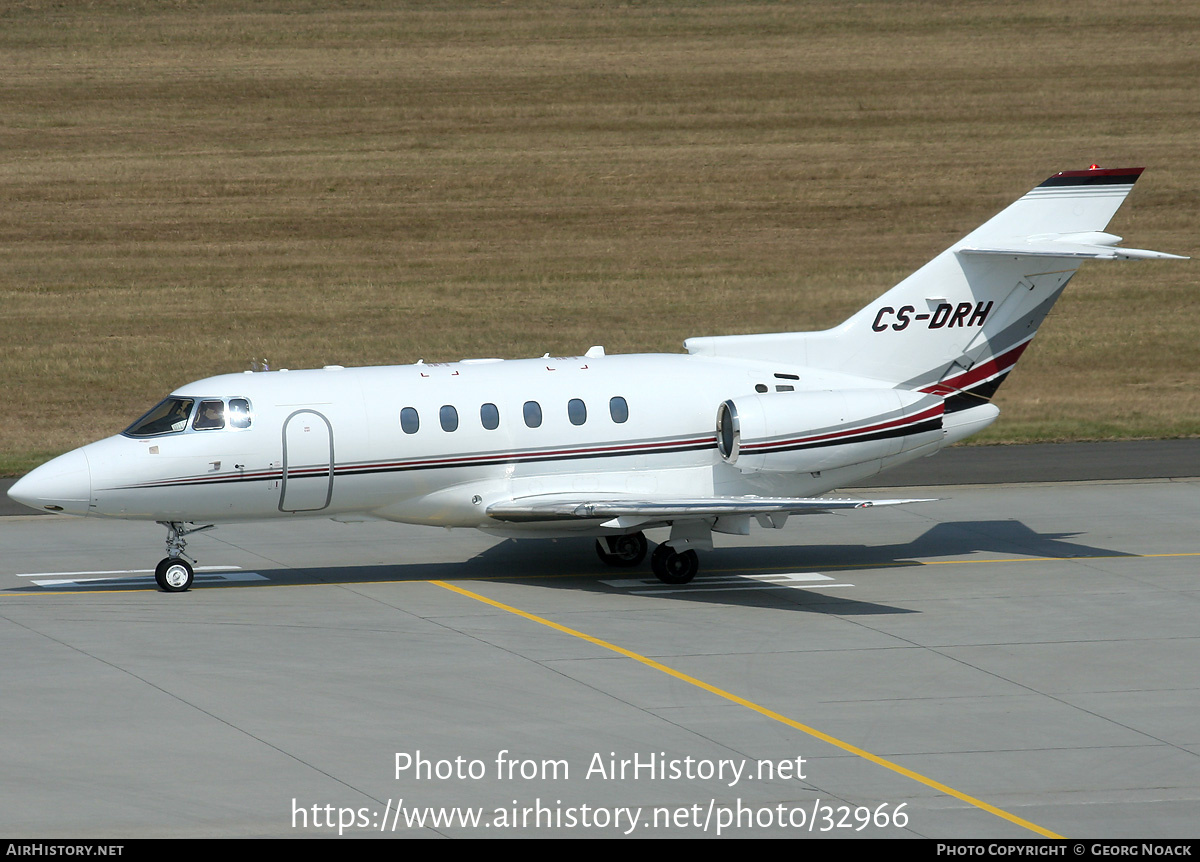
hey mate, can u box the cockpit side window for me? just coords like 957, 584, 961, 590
124, 397, 195, 438
228, 398, 252, 429
192, 400, 225, 431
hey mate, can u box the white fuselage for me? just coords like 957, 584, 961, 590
38, 351, 948, 535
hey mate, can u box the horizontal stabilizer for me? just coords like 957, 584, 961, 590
487, 495, 933, 524
960, 231, 1187, 260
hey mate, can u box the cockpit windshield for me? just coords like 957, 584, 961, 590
124, 397, 195, 437
123, 396, 253, 438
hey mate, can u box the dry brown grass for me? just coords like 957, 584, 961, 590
2, 0, 1198, 472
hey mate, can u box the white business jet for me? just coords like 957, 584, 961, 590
9, 167, 1185, 591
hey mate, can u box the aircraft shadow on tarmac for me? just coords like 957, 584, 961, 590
467, 519, 1132, 613
24, 518, 1130, 615
15, 519, 1129, 612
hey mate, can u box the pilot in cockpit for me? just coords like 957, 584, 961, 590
167, 400, 192, 433
192, 400, 225, 431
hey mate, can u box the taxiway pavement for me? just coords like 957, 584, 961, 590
2, 454, 1198, 838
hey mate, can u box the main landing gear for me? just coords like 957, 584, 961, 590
595, 532, 648, 568
154, 521, 213, 593
595, 531, 700, 585
650, 543, 698, 585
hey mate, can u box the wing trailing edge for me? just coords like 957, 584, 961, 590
486, 495, 933, 526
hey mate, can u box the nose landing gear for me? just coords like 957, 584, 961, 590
154, 522, 213, 592
155, 557, 194, 592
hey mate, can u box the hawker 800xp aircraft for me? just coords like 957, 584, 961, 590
10, 167, 1185, 591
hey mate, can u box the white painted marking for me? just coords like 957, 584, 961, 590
601, 571, 855, 594
634, 582, 855, 596
29, 571, 267, 588
601, 572, 837, 589
17, 565, 243, 577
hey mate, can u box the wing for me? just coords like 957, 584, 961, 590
486, 494, 932, 528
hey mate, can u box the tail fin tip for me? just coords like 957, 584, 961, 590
1038, 166, 1144, 187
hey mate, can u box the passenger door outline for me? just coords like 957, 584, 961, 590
279, 410, 334, 512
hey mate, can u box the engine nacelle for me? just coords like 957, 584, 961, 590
716, 389, 944, 474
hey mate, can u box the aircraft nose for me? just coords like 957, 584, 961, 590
8, 448, 93, 515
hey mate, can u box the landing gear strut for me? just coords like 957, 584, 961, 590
154, 521, 213, 592
650, 543, 699, 585
595, 532, 648, 568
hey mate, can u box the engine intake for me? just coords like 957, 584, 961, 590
717, 389, 944, 474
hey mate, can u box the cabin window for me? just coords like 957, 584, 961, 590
568, 398, 587, 426
440, 405, 459, 432
192, 400, 225, 431
400, 407, 419, 434
609, 396, 629, 424
228, 398, 252, 429
481, 403, 500, 430
755, 383, 768, 393
123, 397, 195, 438
523, 400, 542, 428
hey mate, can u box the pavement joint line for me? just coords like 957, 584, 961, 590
430, 578, 1065, 839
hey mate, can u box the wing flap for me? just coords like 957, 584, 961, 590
486, 495, 933, 524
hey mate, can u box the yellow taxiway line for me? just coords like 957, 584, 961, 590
432, 578, 1065, 839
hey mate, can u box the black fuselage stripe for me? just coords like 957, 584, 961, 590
744, 417, 943, 454
942, 373, 1012, 413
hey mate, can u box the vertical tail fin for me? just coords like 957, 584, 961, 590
686, 167, 1184, 408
